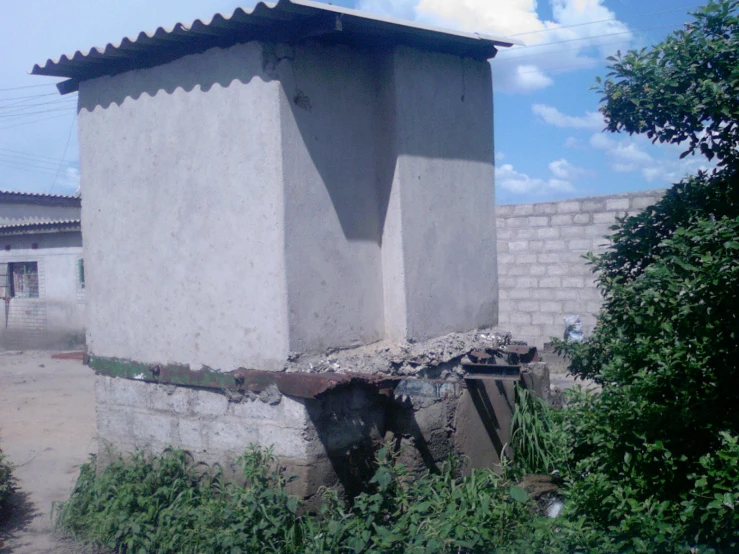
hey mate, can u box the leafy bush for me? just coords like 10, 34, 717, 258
0, 443, 16, 520
56, 446, 537, 554
56, 447, 303, 554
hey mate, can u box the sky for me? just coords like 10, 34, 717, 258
0, 0, 710, 204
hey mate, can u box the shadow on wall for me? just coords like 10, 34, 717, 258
303, 379, 516, 500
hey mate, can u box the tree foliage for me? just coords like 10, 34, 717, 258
552, 1, 739, 550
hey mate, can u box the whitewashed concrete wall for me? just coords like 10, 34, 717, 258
496, 190, 665, 348
0, 232, 85, 348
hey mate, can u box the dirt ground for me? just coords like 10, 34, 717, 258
0, 351, 96, 554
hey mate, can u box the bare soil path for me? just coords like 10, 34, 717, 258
0, 351, 96, 554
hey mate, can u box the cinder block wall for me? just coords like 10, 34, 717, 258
496, 190, 665, 347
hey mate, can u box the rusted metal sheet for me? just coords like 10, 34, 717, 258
51, 351, 85, 360
88, 355, 400, 399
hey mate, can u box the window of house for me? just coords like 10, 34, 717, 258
1, 262, 40, 298
77, 258, 85, 289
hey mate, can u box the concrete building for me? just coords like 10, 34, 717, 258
0, 191, 85, 349
33, 0, 519, 497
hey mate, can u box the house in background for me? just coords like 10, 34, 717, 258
0, 191, 85, 349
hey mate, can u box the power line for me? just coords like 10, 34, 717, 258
50, 117, 76, 194
494, 37, 632, 63
0, 83, 59, 92
505, 5, 701, 38
0, 148, 73, 164
0, 113, 72, 131
0, 106, 77, 121
0, 98, 77, 113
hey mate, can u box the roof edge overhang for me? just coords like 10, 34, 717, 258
31, 0, 521, 95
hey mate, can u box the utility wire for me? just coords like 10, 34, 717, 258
49, 117, 76, 194
505, 4, 701, 38
0, 113, 72, 131
0, 83, 58, 92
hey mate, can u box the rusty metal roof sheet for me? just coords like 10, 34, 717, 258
0, 219, 81, 236
31, 0, 518, 95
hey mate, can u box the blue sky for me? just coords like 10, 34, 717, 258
0, 0, 709, 203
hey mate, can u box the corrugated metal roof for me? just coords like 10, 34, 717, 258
31, 0, 518, 95
0, 190, 81, 207
0, 219, 82, 236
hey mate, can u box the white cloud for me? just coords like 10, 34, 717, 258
496, 156, 590, 195
589, 133, 712, 183
532, 104, 603, 130
564, 136, 581, 148
549, 158, 592, 180
414, 0, 633, 92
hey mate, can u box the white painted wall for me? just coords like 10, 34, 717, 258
78, 39, 498, 369
0, 232, 85, 348
78, 42, 290, 371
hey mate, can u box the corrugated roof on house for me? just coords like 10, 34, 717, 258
0, 219, 82, 236
31, 0, 519, 95
0, 191, 81, 207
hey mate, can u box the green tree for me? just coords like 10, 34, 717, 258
553, 1, 739, 551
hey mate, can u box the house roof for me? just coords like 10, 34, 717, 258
0, 219, 82, 237
0, 190, 81, 208
31, 0, 519, 95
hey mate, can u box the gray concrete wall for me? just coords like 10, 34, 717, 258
0, 203, 80, 225
0, 232, 85, 348
389, 48, 497, 341
78, 42, 290, 371
278, 43, 386, 352
496, 190, 665, 347
78, 39, 498, 369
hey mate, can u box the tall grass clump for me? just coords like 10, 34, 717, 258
0, 442, 16, 521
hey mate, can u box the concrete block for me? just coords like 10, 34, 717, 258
507, 217, 529, 228
527, 216, 550, 227
573, 213, 591, 225
177, 418, 207, 450
514, 254, 538, 265
552, 289, 581, 300
515, 277, 538, 289
496, 205, 515, 217
546, 265, 569, 276
528, 240, 544, 252
149, 384, 191, 414
532, 313, 555, 325
498, 254, 515, 265
499, 288, 510, 300
509, 241, 529, 253
498, 277, 518, 290
496, 229, 515, 241
496, 219, 507, 230
540, 301, 563, 313
517, 325, 544, 337
560, 226, 586, 238
605, 198, 630, 211
562, 277, 585, 288
499, 300, 516, 312
582, 200, 605, 212
584, 224, 615, 239
508, 289, 532, 300
510, 313, 532, 325
539, 277, 561, 288
535, 227, 560, 240
132, 410, 176, 445
512, 204, 534, 216
96, 405, 133, 440
97, 376, 148, 408
550, 214, 573, 226
543, 240, 567, 252
586, 301, 603, 313
191, 391, 230, 417
208, 417, 261, 453
556, 201, 581, 213
497, 312, 510, 324
497, 242, 508, 254
537, 253, 563, 264
508, 265, 530, 276
568, 239, 592, 252
630, 196, 660, 209
533, 203, 558, 215
593, 212, 617, 224
517, 301, 539, 312
529, 265, 546, 276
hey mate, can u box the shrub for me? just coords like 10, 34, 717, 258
0, 444, 15, 521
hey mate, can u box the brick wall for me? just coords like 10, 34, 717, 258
496, 190, 665, 348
